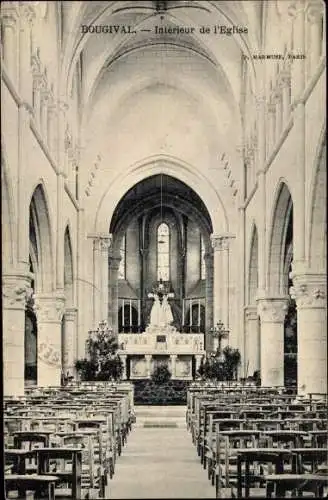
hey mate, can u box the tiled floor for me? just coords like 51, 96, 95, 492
108, 406, 215, 499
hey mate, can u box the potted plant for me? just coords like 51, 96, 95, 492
74, 320, 123, 381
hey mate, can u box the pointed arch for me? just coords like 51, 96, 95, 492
267, 182, 293, 295
248, 223, 259, 305
29, 183, 54, 293
308, 138, 326, 272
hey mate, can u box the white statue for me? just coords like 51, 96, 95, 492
148, 289, 174, 328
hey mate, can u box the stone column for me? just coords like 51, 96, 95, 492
120, 354, 127, 380
290, 272, 327, 395
34, 294, 65, 387
288, 1, 305, 102
211, 235, 223, 327
47, 103, 57, 157
40, 90, 49, 145
195, 354, 203, 374
62, 307, 78, 376
145, 355, 152, 378
257, 297, 289, 387
204, 251, 214, 349
307, 2, 323, 75
58, 99, 69, 176
267, 101, 276, 155
1, 4, 19, 80
274, 88, 283, 140
100, 235, 112, 322
19, 3, 35, 103
3, 272, 31, 396
245, 306, 260, 378
171, 354, 177, 379
109, 254, 121, 334
280, 70, 291, 127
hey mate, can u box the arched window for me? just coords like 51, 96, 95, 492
118, 234, 126, 280
200, 236, 206, 279
157, 223, 170, 281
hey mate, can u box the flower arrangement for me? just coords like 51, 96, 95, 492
197, 346, 241, 381
74, 320, 123, 381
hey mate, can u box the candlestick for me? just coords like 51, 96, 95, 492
138, 299, 141, 326
182, 299, 184, 326
189, 299, 192, 326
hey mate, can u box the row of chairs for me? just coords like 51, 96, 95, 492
4, 381, 135, 499
187, 382, 328, 498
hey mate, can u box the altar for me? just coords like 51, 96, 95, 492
117, 280, 205, 380
118, 331, 205, 380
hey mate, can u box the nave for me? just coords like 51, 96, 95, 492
109, 406, 215, 499
4, 382, 328, 499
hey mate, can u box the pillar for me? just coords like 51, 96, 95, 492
274, 88, 283, 140
34, 294, 65, 387
257, 297, 289, 387
244, 306, 260, 378
100, 235, 112, 322
120, 354, 127, 380
204, 251, 213, 349
288, 1, 305, 102
62, 307, 78, 377
290, 272, 327, 395
280, 70, 291, 127
307, 2, 323, 75
1, 4, 19, 81
47, 103, 57, 157
32, 76, 42, 128
195, 354, 203, 374
19, 3, 34, 103
40, 90, 49, 144
267, 102, 276, 155
171, 354, 177, 379
3, 272, 31, 396
109, 253, 121, 334
145, 355, 152, 378
211, 235, 223, 326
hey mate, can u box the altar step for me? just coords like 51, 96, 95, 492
134, 405, 187, 428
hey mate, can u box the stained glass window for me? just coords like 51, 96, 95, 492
157, 223, 170, 281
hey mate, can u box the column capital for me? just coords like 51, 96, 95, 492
20, 2, 37, 24
210, 233, 235, 251
64, 307, 78, 321
306, 1, 324, 23
88, 233, 113, 252
1, 4, 19, 27
288, 0, 305, 19
2, 273, 32, 309
257, 296, 289, 323
267, 101, 276, 114
290, 273, 326, 308
245, 305, 258, 321
34, 293, 66, 322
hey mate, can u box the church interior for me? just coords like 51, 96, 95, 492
2, 0, 327, 498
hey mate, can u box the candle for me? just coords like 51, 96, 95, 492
122, 299, 125, 327
129, 299, 132, 326
182, 299, 184, 326
189, 299, 192, 326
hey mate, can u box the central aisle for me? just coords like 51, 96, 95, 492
108, 406, 215, 499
